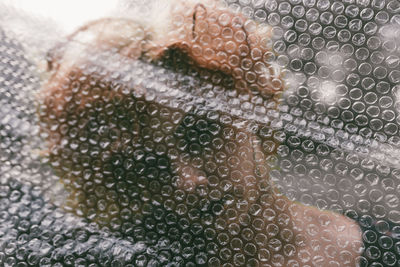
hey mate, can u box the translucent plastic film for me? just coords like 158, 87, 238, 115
1, 0, 400, 266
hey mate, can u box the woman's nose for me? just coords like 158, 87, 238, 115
170, 113, 272, 200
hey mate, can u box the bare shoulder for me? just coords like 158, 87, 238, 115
288, 201, 363, 266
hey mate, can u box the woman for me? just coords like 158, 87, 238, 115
39, 1, 362, 265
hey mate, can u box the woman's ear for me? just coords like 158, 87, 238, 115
144, 1, 215, 63
191, 3, 207, 41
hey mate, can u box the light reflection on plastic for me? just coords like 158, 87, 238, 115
8, 0, 117, 32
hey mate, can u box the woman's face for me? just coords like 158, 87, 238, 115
40, 55, 272, 264
40, 49, 361, 266
40, 48, 277, 224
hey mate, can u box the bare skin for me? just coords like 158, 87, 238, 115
40, 1, 362, 266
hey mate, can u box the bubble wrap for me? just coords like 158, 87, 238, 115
1, 0, 400, 266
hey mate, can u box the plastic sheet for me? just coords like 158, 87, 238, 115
1, 0, 400, 266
